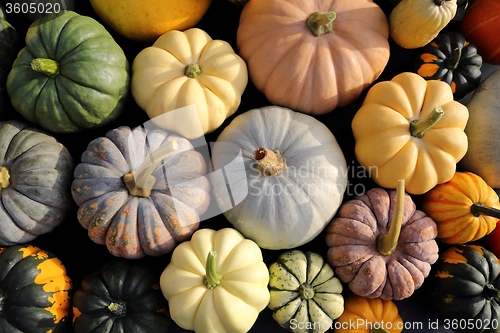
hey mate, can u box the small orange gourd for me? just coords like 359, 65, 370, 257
421, 171, 500, 244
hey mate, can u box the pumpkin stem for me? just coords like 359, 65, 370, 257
108, 300, 127, 317
0, 167, 10, 190
470, 202, 500, 219
306, 11, 336, 37
484, 283, 500, 300
299, 283, 315, 300
185, 63, 202, 79
31, 58, 59, 78
410, 106, 445, 138
377, 179, 405, 256
447, 47, 462, 70
123, 140, 179, 197
204, 251, 222, 289
254, 147, 286, 176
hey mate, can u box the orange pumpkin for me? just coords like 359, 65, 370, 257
236, 0, 390, 115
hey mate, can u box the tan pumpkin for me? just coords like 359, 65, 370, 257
325, 179, 439, 301
236, 0, 390, 115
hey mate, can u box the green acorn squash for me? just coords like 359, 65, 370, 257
8, 0, 75, 21
0, 245, 73, 332
72, 259, 170, 333
0, 7, 20, 115
6, 11, 130, 133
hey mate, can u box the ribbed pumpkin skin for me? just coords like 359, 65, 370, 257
6, 11, 130, 133
410, 31, 483, 100
421, 172, 500, 244
433, 245, 500, 333
71, 125, 210, 259
72, 259, 170, 333
0, 120, 74, 246
0, 245, 73, 332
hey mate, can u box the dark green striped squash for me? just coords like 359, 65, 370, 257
433, 244, 500, 333
6, 11, 130, 133
72, 259, 170, 333
409, 30, 483, 100
0, 245, 73, 332
71, 125, 210, 259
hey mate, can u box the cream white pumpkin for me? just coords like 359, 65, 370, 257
211, 106, 348, 250
131, 28, 248, 139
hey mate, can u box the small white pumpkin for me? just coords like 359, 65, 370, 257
211, 106, 348, 250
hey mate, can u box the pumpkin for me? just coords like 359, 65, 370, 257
0, 245, 72, 332
335, 295, 404, 333
210, 106, 347, 250
389, 0, 458, 49
0, 120, 74, 246
90, 0, 213, 42
460, 0, 500, 65
8, 0, 75, 21
236, 0, 390, 115
421, 171, 500, 244
0, 9, 20, 114
325, 179, 440, 301
433, 245, 500, 332
131, 28, 248, 139
409, 30, 483, 100
6, 11, 130, 133
71, 124, 211, 259
351, 72, 469, 195
72, 259, 170, 333
268, 250, 344, 333
159, 228, 270, 333
459, 69, 500, 188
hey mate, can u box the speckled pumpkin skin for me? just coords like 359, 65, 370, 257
71, 125, 210, 259
325, 187, 439, 301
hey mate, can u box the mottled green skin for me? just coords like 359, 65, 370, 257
0, 7, 20, 116
9, 0, 75, 21
73, 259, 170, 333
7, 11, 130, 133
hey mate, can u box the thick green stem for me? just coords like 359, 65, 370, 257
31, 58, 59, 78
446, 47, 462, 70
204, 251, 222, 289
306, 11, 336, 37
185, 63, 202, 79
471, 202, 500, 219
0, 167, 10, 190
123, 140, 179, 197
410, 106, 445, 138
299, 283, 315, 300
108, 301, 127, 317
377, 179, 405, 256
254, 147, 286, 176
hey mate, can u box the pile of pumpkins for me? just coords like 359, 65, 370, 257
0, 0, 500, 332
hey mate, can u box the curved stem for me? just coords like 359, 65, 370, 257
470, 202, 500, 219
410, 106, 444, 138
254, 147, 286, 176
377, 179, 405, 256
185, 63, 202, 79
446, 47, 462, 70
204, 251, 222, 289
31, 58, 59, 78
0, 167, 10, 190
484, 283, 500, 300
306, 11, 336, 37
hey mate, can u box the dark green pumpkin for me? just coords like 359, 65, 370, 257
6, 11, 130, 133
0, 7, 20, 115
409, 30, 482, 100
0, 245, 73, 332
8, 0, 75, 21
433, 244, 500, 333
0, 120, 74, 246
72, 259, 170, 333
71, 125, 211, 259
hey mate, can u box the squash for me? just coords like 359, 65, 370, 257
8, 0, 75, 21
432, 245, 500, 331
335, 295, 404, 333
131, 28, 248, 139
389, 0, 458, 49
6, 11, 130, 133
459, 69, 500, 188
421, 171, 500, 244
351, 72, 469, 195
0, 245, 72, 332
0, 9, 20, 114
159, 228, 270, 333
72, 259, 170, 333
90, 0, 213, 42
325, 179, 440, 301
268, 250, 344, 333
211, 106, 348, 250
409, 30, 483, 100
0, 120, 74, 246
71, 124, 210, 259
236, 0, 390, 115
460, 0, 500, 65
